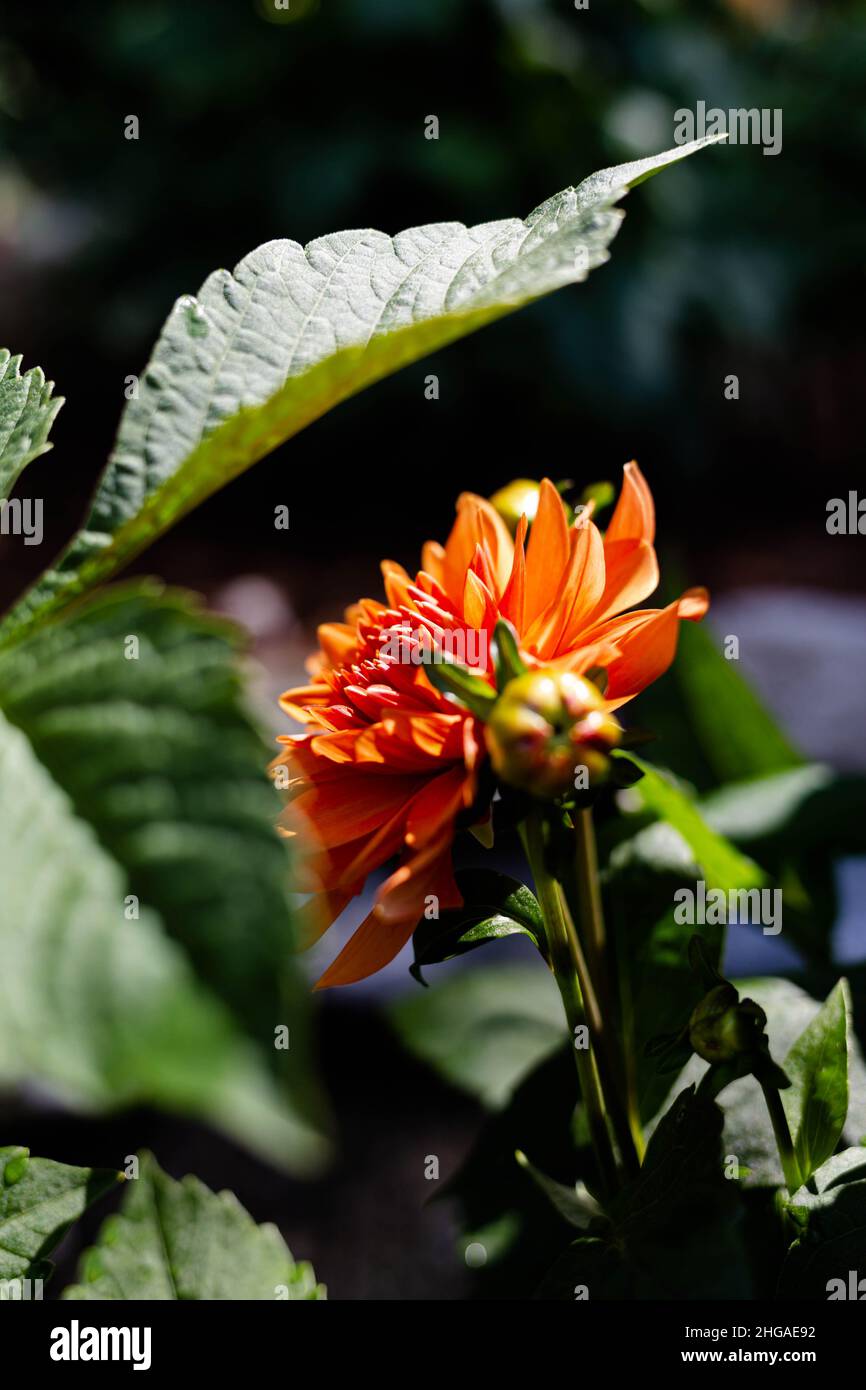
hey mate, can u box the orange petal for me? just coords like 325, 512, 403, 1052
317, 622, 359, 669
462, 567, 497, 632
295, 889, 355, 950
289, 771, 423, 849
382, 560, 418, 611
442, 493, 510, 604
605, 461, 655, 546
314, 834, 460, 989
527, 517, 605, 659
524, 479, 570, 627
588, 537, 659, 627
597, 588, 709, 707
500, 513, 527, 630
421, 540, 447, 585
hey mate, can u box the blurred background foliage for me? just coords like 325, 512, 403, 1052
1, 0, 865, 1299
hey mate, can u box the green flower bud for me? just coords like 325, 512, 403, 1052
688, 986, 768, 1064
489, 479, 574, 536
489, 479, 542, 536
484, 669, 621, 799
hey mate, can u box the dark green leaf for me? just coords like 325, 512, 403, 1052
0, 584, 328, 1172
615, 753, 765, 893
602, 820, 724, 1120
410, 868, 545, 982
673, 619, 803, 785
537, 1087, 751, 1299
388, 961, 562, 1109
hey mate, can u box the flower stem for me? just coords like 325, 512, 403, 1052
556, 885, 642, 1178
562, 810, 644, 1169
759, 1079, 801, 1195
522, 813, 619, 1199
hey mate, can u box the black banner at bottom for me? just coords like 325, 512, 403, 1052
4, 1296, 863, 1375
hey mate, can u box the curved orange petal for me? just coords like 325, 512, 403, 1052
587, 537, 659, 627
605, 460, 655, 545
288, 771, 424, 849
313, 842, 460, 989
317, 622, 360, 669
530, 517, 605, 657
597, 587, 709, 707
442, 493, 511, 603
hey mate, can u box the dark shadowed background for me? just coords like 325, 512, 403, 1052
1, 0, 865, 1298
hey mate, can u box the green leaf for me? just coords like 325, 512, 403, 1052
673, 620, 803, 786
515, 1151, 601, 1231
491, 619, 527, 689
538, 1087, 751, 1299
778, 1148, 866, 1299
388, 962, 563, 1109
410, 868, 545, 982
0, 585, 328, 1174
782, 980, 851, 1187
699, 766, 866, 963
426, 658, 497, 719
615, 752, 765, 894
0, 350, 63, 501
1, 137, 724, 644
0, 1147, 119, 1286
63, 1153, 324, 1300
653, 978, 866, 1189
603, 820, 724, 1120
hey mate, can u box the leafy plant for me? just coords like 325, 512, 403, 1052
5, 127, 862, 1307
0, 138, 721, 1168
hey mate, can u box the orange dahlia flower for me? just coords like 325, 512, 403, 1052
275, 462, 707, 989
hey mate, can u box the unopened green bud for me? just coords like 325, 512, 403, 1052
489, 479, 575, 536
484, 669, 621, 799
689, 986, 767, 1064
489, 479, 542, 536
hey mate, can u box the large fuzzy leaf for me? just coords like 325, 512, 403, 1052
63, 1153, 325, 1300
0, 1147, 119, 1286
0, 585, 327, 1174
1, 137, 723, 642
0, 350, 63, 501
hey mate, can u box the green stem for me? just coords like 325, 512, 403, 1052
564, 810, 644, 1168
556, 886, 641, 1177
760, 1080, 801, 1195
522, 813, 618, 1199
